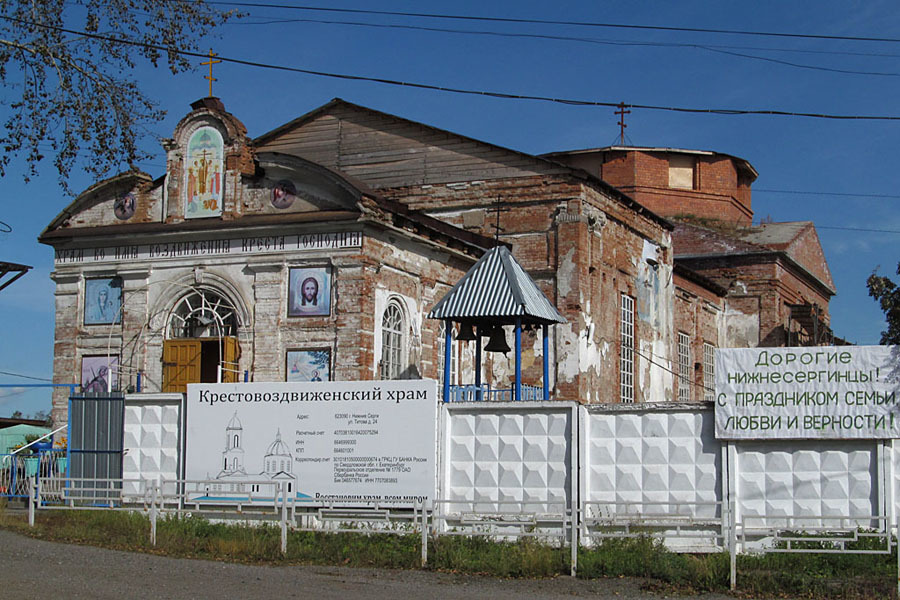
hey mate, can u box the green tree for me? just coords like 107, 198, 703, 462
0, 0, 236, 191
867, 262, 900, 345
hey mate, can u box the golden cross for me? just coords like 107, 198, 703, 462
201, 49, 221, 97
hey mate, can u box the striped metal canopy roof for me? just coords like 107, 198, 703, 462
427, 246, 566, 325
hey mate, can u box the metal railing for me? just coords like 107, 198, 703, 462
1, 450, 67, 498
446, 384, 543, 402
580, 500, 727, 552
730, 506, 894, 591
23, 477, 900, 592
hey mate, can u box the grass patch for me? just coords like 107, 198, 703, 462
1, 507, 898, 598
428, 535, 567, 577
577, 536, 730, 590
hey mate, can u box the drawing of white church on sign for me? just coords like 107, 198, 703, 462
208, 412, 298, 497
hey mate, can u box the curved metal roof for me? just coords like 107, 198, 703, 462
427, 246, 566, 325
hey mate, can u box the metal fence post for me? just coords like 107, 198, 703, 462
150, 484, 158, 546
420, 500, 428, 567
280, 482, 288, 555
27, 477, 35, 527
570, 505, 578, 577
729, 499, 737, 591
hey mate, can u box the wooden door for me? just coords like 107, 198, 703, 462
162, 339, 201, 393
222, 336, 240, 383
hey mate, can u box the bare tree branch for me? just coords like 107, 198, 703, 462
0, 0, 237, 193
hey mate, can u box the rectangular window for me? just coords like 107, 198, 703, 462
668, 155, 695, 189
620, 293, 635, 403
703, 343, 716, 402
677, 332, 691, 402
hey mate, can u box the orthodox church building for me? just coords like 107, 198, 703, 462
40, 97, 838, 425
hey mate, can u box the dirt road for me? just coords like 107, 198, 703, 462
0, 528, 737, 599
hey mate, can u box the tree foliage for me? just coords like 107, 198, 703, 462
0, 0, 236, 192
867, 262, 900, 345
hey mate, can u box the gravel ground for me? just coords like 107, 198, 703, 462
0, 528, 740, 600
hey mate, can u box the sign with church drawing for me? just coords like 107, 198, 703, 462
185, 380, 436, 506
184, 126, 224, 218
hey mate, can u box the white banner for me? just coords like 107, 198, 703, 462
185, 380, 436, 506
54, 230, 362, 265
715, 346, 900, 439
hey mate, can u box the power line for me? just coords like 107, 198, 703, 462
202, 2, 900, 44
755, 188, 900, 198
815, 225, 900, 234
5, 15, 900, 122
228, 16, 900, 78
0, 369, 53, 382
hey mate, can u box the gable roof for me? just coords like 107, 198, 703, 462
672, 221, 836, 296
428, 245, 566, 325
254, 98, 671, 229
737, 221, 810, 249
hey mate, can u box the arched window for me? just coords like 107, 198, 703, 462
381, 301, 406, 380
168, 289, 237, 339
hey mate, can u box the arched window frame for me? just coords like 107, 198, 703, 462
167, 288, 238, 339
380, 299, 407, 380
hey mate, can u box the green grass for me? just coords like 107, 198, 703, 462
1, 507, 897, 598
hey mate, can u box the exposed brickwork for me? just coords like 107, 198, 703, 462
673, 273, 724, 401
549, 148, 755, 225
42, 98, 839, 428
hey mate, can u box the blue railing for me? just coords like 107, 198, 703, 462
445, 384, 544, 402
0, 449, 67, 498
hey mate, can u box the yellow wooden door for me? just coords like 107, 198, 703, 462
223, 336, 240, 383
162, 339, 201, 393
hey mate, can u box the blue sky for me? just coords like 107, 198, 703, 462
2, 1, 899, 416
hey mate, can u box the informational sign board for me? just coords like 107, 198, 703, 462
716, 346, 900, 440
185, 380, 436, 506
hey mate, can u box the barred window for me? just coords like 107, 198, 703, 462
620, 293, 635, 403
678, 332, 692, 402
381, 301, 405, 380
703, 343, 716, 402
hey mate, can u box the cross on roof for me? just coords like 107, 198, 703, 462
615, 102, 630, 145
201, 49, 221, 98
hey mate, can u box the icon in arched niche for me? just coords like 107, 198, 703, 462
271, 179, 296, 209
184, 126, 224, 218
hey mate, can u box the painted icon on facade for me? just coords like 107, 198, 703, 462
271, 180, 297, 209
114, 192, 136, 220
81, 355, 119, 393
84, 277, 122, 325
184, 126, 224, 218
286, 349, 331, 382
288, 267, 331, 317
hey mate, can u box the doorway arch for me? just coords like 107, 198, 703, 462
161, 284, 244, 393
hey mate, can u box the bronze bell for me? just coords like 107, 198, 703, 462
484, 326, 510, 353
456, 322, 477, 341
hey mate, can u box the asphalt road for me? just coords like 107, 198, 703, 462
0, 528, 742, 600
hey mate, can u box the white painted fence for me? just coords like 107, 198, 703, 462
116, 394, 893, 549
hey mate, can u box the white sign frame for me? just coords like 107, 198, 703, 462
185, 380, 437, 506
715, 345, 900, 440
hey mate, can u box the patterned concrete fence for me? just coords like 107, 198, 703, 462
108, 394, 894, 551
